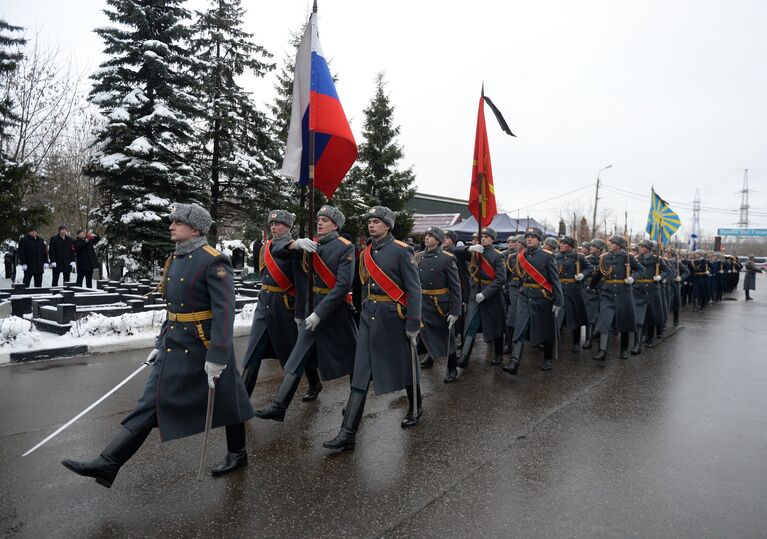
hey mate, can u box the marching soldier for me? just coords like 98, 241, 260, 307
323, 206, 422, 451
455, 227, 507, 368
583, 239, 606, 349
62, 203, 254, 487
689, 250, 709, 311
589, 235, 645, 360
632, 240, 672, 354
504, 235, 523, 355
240, 210, 321, 401
668, 249, 690, 326
504, 227, 563, 374
254, 205, 356, 422
556, 236, 593, 353
442, 229, 469, 348
415, 227, 462, 382
543, 236, 559, 254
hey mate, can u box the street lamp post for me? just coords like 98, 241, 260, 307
591, 164, 613, 238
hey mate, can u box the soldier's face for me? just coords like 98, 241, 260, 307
639, 247, 650, 255
270, 222, 290, 237
367, 218, 388, 238
169, 220, 199, 242
316, 215, 337, 236
424, 234, 439, 249
609, 242, 621, 253
559, 243, 572, 253
526, 235, 539, 248
589, 246, 601, 256
442, 237, 454, 249
480, 234, 493, 247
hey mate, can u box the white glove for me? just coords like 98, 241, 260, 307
447, 314, 459, 328
294, 318, 303, 329
70, 261, 76, 269
575, 273, 584, 281
552, 305, 562, 317
705, 271, 711, 276
624, 277, 635, 285
146, 348, 159, 364
44, 263, 50, 270
204, 361, 226, 389
675, 276, 682, 282
51, 262, 57, 268
468, 244, 484, 253
305, 312, 321, 332
293, 238, 318, 252
653, 275, 662, 282
475, 293, 485, 303
22, 264, 28, 271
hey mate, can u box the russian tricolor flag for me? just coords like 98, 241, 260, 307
280, 7, 357, 199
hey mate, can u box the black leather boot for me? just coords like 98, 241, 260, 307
444, 352, 458, 383
631, 326, 643, 355
211, 423, 248, 477
503, 341, 524, 374
420, 355, 434, 369
254, 372, 301, 422
302, 367, 323, 402
62, 426, 151, 488
645, 325, 656, 348
401, 385, 423, 428
491, 337, 504, 365
620, 332, 630, 359
592, 333, 609, 361
571, 328, 581, 353
323, 390, 367, 451
503, 327, 513, 354
583, 325, 593, 349
541, 339, 553, 371
456, 334, 475, 369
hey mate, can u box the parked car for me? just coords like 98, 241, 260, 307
739, 256, 767, 270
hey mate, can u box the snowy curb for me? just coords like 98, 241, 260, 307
0, 324, 252, 365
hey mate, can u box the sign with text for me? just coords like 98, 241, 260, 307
717, 228, 767, 237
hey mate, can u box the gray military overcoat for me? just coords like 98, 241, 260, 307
591, 251, 645, 334
416, 246, 461, 360
512, 245, 564, 345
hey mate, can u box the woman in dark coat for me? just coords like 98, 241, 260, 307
744, 255, 763, 300
73, 229, 100, 288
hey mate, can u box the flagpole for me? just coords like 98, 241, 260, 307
306, 1, 318, 314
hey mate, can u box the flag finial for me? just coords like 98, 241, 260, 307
313, 0, 318, 13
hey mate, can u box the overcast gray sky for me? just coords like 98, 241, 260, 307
4, 0, 766, 239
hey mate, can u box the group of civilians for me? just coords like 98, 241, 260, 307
15, 225, 101, 288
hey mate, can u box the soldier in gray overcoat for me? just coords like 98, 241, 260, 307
415, 227, 461, 383
744, 255, 763, 300
442, 229, 469, 349
555, 236, 593, 353
631, 240, 673, 354
323, 206, 422, 451
504, 227, 564, 374
62, 203, 255, 487
254, 205, 357, 422
582, 239, 604, 349
589, 235, 645, 361
239, 210, 320, 401
454, 227, 507, 368
504, 235, 524, 354
668, 251, 690, 325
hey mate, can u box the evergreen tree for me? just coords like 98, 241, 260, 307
0, 20, 49, 240
339, 73, 416, 239
189, 0, 278, 244
85, 0, 203, 275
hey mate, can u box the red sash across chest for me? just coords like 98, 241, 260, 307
312, 247, 353, 305
363, 244, 407, 307
474, 253, 497, 281
263, 240, 295, 296
518, 248, 553, 294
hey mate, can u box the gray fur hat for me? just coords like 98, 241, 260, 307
425, 226, 446, 242
515, 234, 525, 243
170, 203, 213, 235
581, 241, 592, 250
544, 237, 560, 250
445, 229, 459, 243
317, 204, 345, 229
267, 209, 295, 228
560, 236, 576, 248
591, 238, 606, 250
363, 206, 395, 229
608, 235, 627, 249
524, 227, 543, 240
638, 239, 653, 250
481, 227, 497, 240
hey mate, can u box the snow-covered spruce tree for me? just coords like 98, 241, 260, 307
340, 73, 416, 239
85, 0, 203, 276
189, 0, 279, 244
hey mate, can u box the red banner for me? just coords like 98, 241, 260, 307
468, 92, 498, 227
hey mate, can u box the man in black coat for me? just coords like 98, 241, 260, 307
62, 203, 254, 487
49, 225, 76, 286
18, 226, 49, 287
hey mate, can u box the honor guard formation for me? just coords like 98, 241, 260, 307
56, 202, 761, 488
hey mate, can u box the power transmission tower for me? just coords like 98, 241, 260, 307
689, 189, 700, 251
738, 169, 750, 228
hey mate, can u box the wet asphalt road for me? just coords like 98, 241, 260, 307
2, 284, 767, 538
